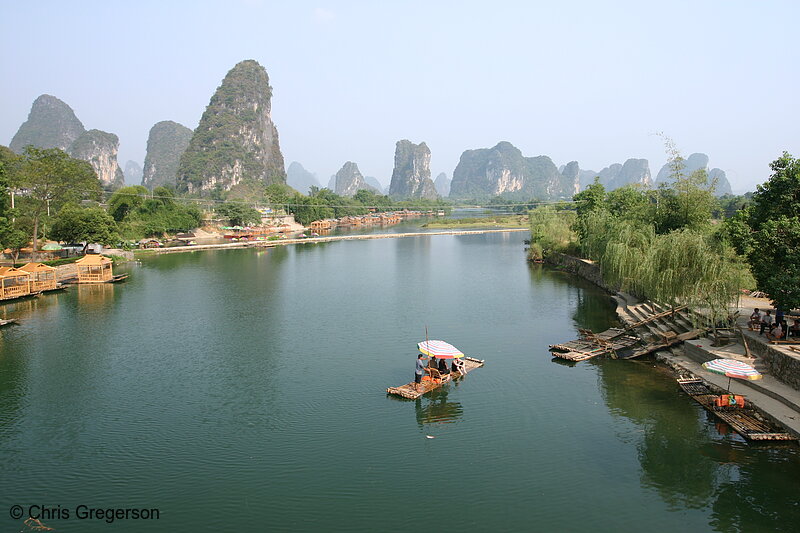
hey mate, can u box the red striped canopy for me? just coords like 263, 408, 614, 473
417, 340, 465, 359
702, 358, 762, 380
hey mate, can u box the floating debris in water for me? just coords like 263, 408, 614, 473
426, 435, 435, 439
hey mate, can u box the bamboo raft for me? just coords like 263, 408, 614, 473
618, 329, 705, 359
549, 328, 640, 361
550, 302, 706, 362
387, 357, 485, 399
677, 378, 796, 441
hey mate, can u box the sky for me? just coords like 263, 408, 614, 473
1, 0, 798, 193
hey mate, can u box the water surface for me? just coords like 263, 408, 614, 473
1, 232, 798, 532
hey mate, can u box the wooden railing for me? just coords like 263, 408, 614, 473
1, 284, 30, 299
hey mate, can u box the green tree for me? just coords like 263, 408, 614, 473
653, 170, 716, 234
745, 152, 800, 310
573, 177, 605, 217
289, 194, 335, 226
14, 146, 101, 251
50, 205, 119, 252
605, 185, 651, 223
215, 202, 262, 226
265, 183, 295, 208
108, 185, 148, 221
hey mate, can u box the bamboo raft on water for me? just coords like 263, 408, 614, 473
677, 378, 796, 442
549, 328, 640, 361
386, 357, 485, 400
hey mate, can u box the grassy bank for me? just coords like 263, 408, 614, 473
422, 215, 529, 229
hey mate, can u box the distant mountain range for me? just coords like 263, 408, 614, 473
10, 94, 124, 188
7, 70, 734, 200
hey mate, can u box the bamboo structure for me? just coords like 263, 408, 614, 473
387, 357, 485, 399
677, 378, 796, 441
75, 255, 114, 283
19, 262, 58, 292
0, 266, 33, 300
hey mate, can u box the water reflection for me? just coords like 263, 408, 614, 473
0, 290, 65, 322
597, 359, 800, 529
598, 361, 717, 508
414, 388, 463, 428
710, 446, 800, 530
76, 283, 117, 308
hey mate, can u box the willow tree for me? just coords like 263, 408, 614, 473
528, 206, 577, 259
640, 230, 752, 321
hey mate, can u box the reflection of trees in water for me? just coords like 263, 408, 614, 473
571, 289, 619, 333
414, 388, 463, 428
598, 360, 800, 528
710, 448, 800, 531
529, 264, 618, 333
598, 361, 719, 508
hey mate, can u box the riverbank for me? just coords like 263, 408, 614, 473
542, 251, 800, 439
421, 214, 528, 229
134, 228, 530, 255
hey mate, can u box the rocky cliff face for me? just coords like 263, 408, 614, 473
655, 152, 732, 196
434, 172, 451, 197
142, 121, 193, 189
560, 161, 581, 196
708, 168, 732, 195
388, 140, 438, 200
287, 161, 321, 194
177, 59, 286, 193
596, 158, 651, 190
68, 130, 124, 188
10, 94, 125, 188
334, 161, 378, 197
124, 160, 142, 184
450, 142, 569, 199
364, 176, 384, 194
10, 94, 85, 153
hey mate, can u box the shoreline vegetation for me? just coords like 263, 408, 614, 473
527, 147, 800, 323
422, 214, 529, 229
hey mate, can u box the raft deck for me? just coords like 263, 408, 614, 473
677, 378, 796, 441
549, 328, 640, 362
387, 357, 485, 399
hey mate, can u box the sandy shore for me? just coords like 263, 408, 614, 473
133, 228, 530, 255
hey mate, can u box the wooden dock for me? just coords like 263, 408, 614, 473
387, 357, 485, 399
677, 378, 796, 442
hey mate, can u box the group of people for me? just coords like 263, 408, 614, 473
414, 353, 465, 391
749, 307, 800, 340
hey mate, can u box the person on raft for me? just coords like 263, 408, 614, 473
414, 353, 428, 391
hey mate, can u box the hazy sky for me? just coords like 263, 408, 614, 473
1, 0, 797, 193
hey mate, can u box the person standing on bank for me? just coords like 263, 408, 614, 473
415, 354, 428, 392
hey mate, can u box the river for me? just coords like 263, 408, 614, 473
1, 230, 798, 532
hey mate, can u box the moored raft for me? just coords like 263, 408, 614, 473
549, 328, 640, 361
677, 378, 796, 442
387, 356, 485, 400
